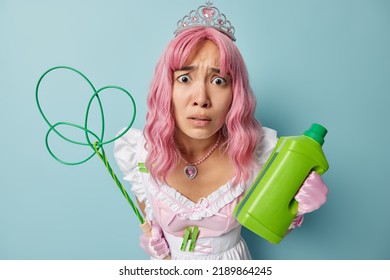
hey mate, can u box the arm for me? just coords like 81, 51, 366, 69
137, 198, 171, 260
113, 128, 170, 259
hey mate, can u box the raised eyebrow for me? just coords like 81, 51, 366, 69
175, 66, 221, 74
175, 66, 195, 72
210, 67, 221, 74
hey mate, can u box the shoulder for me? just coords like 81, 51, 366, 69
113, 127, 148, 183
254, 127, 278, 169
260, 127, 278, 149
113, 127, 147, 164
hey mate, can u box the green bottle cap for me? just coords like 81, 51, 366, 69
304, 123, 327, 146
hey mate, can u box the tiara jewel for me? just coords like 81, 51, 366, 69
174, 1, 236, 41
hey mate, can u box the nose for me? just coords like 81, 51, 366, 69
192, 82, 210, 108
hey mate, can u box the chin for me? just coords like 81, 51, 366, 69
185, 127, 220, 140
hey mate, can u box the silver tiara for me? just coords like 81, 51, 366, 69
174, 1, 236, 41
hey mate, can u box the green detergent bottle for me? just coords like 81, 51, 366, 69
233, 123, 329, 244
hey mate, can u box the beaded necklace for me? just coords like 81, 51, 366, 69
178, 133, 221, 180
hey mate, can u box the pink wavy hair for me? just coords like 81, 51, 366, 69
144, 27, 262, 186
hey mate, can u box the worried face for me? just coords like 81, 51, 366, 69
172, 40, 233, 141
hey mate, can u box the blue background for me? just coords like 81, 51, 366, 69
1, 0, 389, 260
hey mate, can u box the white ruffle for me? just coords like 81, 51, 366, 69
113, 128, 147, 203
149, 179, 246, 221
255, 127, 278, 172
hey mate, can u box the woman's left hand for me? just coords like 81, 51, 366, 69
289, 171, 328, 229
296, 171, 328, 215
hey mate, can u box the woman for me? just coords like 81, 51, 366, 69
114, 1, 327, 260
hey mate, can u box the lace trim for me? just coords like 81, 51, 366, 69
147, 180, 245, 221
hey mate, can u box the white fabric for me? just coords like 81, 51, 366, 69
114, 127, 278, 260
163, 226, 251, 260
114, 128, 154, 219
148, 178, 246, 221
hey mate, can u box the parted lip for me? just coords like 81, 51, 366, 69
187, 114, 211, 121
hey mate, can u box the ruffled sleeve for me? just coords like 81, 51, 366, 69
113, 128, 147, 203
254, 127, 278, 173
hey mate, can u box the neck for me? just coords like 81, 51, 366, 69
175, 132, 220, 162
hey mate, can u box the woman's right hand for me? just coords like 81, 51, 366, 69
139, 221, 171, 259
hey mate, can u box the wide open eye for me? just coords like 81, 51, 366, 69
177, 74, 191, 83
211, 76, 227, 86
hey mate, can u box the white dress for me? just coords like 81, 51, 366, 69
113, 127, 278, 260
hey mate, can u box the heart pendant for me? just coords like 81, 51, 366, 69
184, 165, 198, 180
